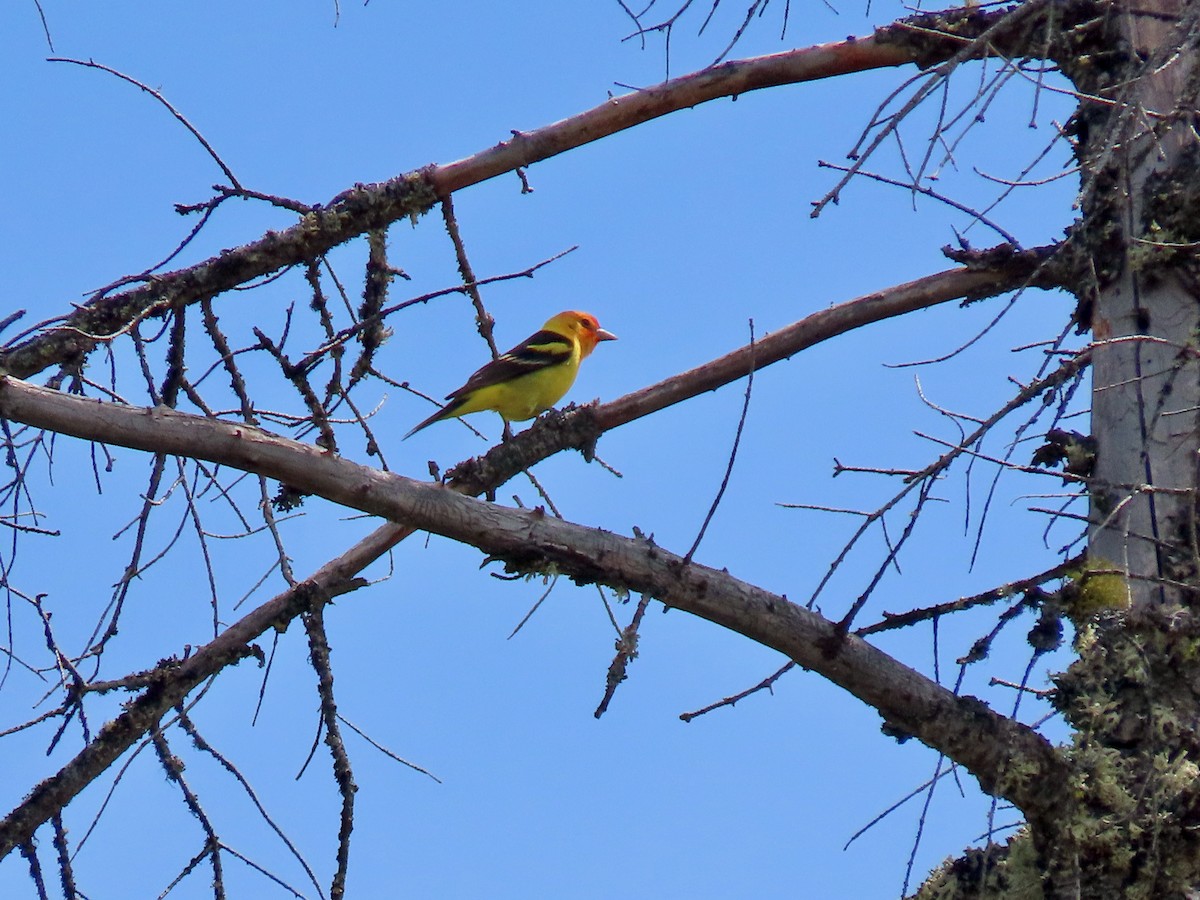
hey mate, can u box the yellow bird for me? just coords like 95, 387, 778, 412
404, 310, 617, 439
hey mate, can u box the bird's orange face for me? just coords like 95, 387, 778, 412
557, 311, 618, 357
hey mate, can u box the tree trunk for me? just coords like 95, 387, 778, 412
918, 4, 1200, 896
1055, 2, 1200, 896
1087, 1, 1200, 609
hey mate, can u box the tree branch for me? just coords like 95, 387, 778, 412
0, 524, 396, 861
5, 1, 1073, 386
0, 249, 1065, 855
0, 24, 948, 382
447, 243, 1070, 494
0, 375, 1072, 835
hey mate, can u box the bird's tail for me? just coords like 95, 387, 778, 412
403, 400, 460, 440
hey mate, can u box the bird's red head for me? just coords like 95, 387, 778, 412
548, 310, 618, 357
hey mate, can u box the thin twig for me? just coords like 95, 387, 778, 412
48, 58, 241, 189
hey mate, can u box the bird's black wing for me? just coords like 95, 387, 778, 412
446, 329, 574, 401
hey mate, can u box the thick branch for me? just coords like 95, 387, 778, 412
429, 35, 913, 195
0, 526, 398, 861
599, 245, 1065, 428
0, 377, 1071, 823
448, 244, 1069, 494
5, 0, 1066, 383
0, 31, 927, 381
0, 252, 1063, 854
431, 1, 1083, 195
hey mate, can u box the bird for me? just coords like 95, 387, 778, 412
404, 310, 617, 439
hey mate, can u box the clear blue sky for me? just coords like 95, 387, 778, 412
2, 2, 1082, 897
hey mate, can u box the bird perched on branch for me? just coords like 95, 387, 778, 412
404, 310, 617, 439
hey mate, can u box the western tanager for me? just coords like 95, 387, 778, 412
404, 310, 617, 439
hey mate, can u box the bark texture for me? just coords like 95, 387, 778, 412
1018, 2, 1200, 897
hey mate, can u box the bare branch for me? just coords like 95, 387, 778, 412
0, 376, 1072, 830
48, 58, 242, 190
0, 521, 389, 860
2, 33, 922, 381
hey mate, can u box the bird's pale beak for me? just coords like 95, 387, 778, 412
596, 328, 618, 342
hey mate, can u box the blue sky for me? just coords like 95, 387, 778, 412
2, 2, 1083, 897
